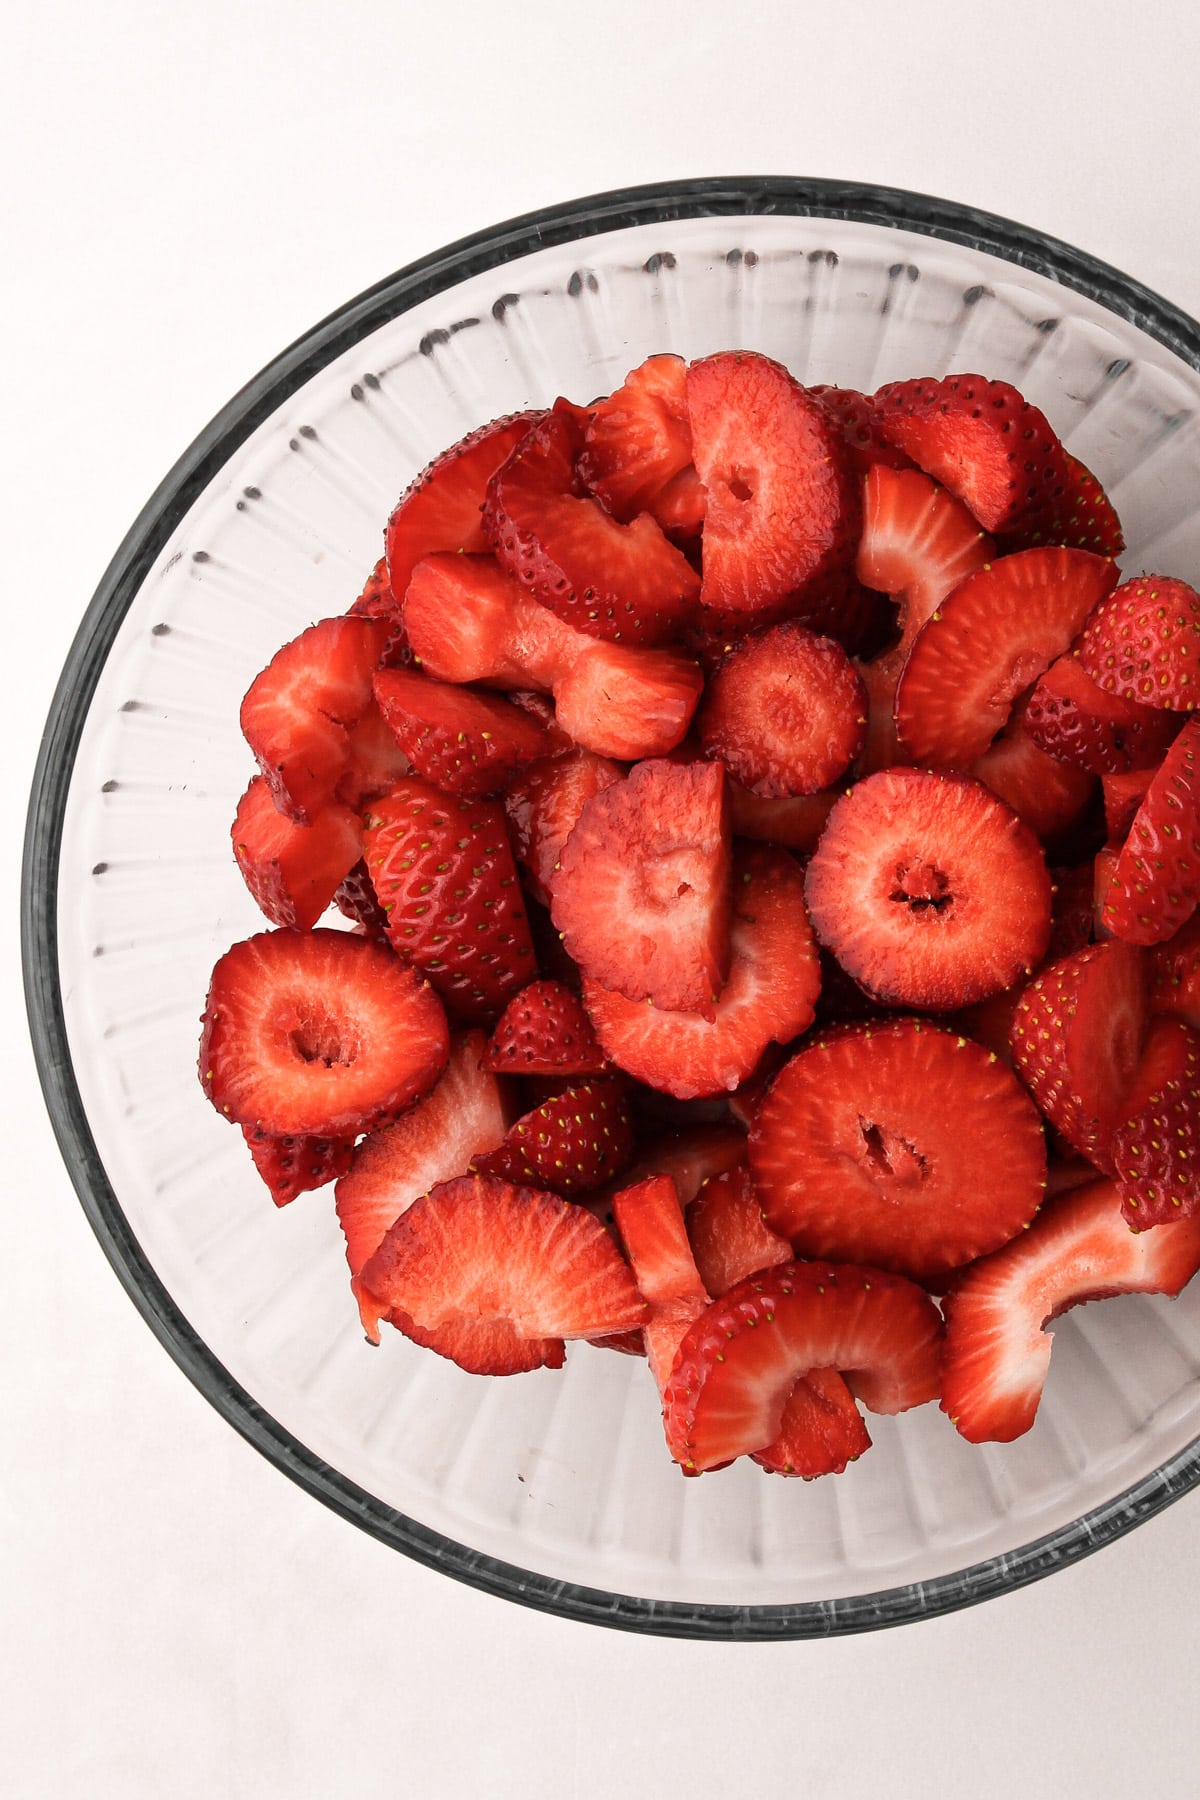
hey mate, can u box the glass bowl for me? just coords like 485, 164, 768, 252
24, 177, 1200, 1640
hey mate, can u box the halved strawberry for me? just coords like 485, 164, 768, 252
372, 667, 549, 799
1076, 575, 1200, 711
804, 768, 1052, 1008
611, 1174, 709, 1394
362, 777, 536, 1022
726, 780, 841, 853
695, 624, 867, 797
472, 1077, 634, 1196
972, 703, 1097, 844
242, 1124, 355, 1208
1009, 939, 1149, 1172
686, 1165, 791, 1296
751, 1368, 872, 1478
750, 1019, 1046, 1278
551, 760, 732, 1015
577, 354, 699, 529
403, 552, 579, 689
999, 451, 1125, 557
1102, 767, 1157, 845
941, 1177, 1200, 1442
551, 641, 704, 759
663, 1260, 943, 1472
1111, 1017, 1200, 1226
483, 411, 700, 644
1100, 716, 1200, 945
231, 775, 362, 931
484, 980, 606, 1076
872, 374, 1071, 535
894, 548, 1119, 764
811, 385, 916, 479
1150, 912, 1200, 1029
855, 465, 993, 657
199, 929, 449, 1137
686, 351, 857, 626
1024, 654, 1183, 776
583, 846, 820, 1099
503, 749, 624, 906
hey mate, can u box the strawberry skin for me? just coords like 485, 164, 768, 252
1076, 575, 1200, 711
372, 666, 549, 798
504, 749, 623, 906
1000, 451, 1125, 557
810, 385, 916, 479
972, 704, 1097, 844
484, 980, 606, 1076
1100, 716, 1200, 945
243, 1124, 355, 1209
472, 1077, 634, 1197
696, 624, 867, 797
686, 1165, 791, 1297
1023, 654, 1182, 776
1150, 911, 1200, 1029
1110, 1017, 1200, 1226
232, 775, 362, 931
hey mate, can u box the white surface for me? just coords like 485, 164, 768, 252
7, 3, 1200, 1794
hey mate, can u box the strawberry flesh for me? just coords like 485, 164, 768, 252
811, 385, 916, 479
972, 704, 1097, 844
232, 775, 362, 931
856, 464, 993, 657
686, 1164, 791, 1297
503, 749, 623, 906
577, 353, 700, 529
752, 1368, 872, 1478
696, 623, 867, 797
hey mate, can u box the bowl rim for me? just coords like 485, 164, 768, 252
23, 174, 1200, 1641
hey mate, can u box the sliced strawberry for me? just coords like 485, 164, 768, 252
1092, 844, 1121, 939
503, 749, 624, 906
333, 859, 390, 935
695, 624, 867, 797
583, 846, 820, 1099
389, 1308, 564, 1376
1009, 940, 1149, 1172
810, 385, 916, 479
472, 1077, 634, 1196
335, 702, 411, 810
941, 1177, 1200, 1442
611, 1174, 708, 1394
362, 777, 536, 1022
199, 928, 449, 1137
1024, 655, 1183, 775
856, 465, 993, 657
1103, 767, 1157, 845
577, 354, 696, 524
686, 351, 857, 626
551, 640, 704, 760
805, 768, 1052, 1008
1150, 912, 1200, 1029
240, 615, 392, 822
752, 1369, 872, 1478
231, 775, 362, 931
663, 1261, 943, 1472
403, 552, 580, 689
1076, 575, 1200, 711
1111, 1017, 1200, 1226
726, 780, 840, 853
372, 667, 549, 799
242, 1124, 355, 1208
972, 704, 1097, 843
551, 760, 732, 1015
894, 548, 1119, 765
872, 374, 1071, 535
484, 980, 606, 1076
751, 1020, 1046, 1278
1000, 451, 1125, 557
483, 411, 700, 644
1100, 717, 1200, 944
686, 1165, 791, 1296
386, 411, 540, 604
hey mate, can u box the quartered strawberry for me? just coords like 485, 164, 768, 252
551, 760, 732, 1015
872, 374, 1071, 535
362, 777, 536, 1022
372, 666, 550, 798
686, 351, 858, 627
1100, 716, 1200, 945
583, 846, 821, 1099
752, 1367, 872, 1478
472, 1077, 634, 1196
686, 1164, 791, 1297
503, 749, 623, 906
726, 780, 841, 853
1110, 1017, 1200, 1226
695, 623, 867, 797
662, 1260, 943, 1472
1009, 939, 1149, 1172
551, 641, 704, 759
1076, 575, 1200, 711
611, 1174, 709, 1394
894, 548, 1119, 765
577, 353, 702, 532
804, 768, 1052, 1008
1102, 767, 1156, 845
483, 411, 700, 644
856, 464, 993, 657
484, 980, 606, 1076
1150, 911, 1200, 1029
941, 1177, 1200, 1442
199, 929, 449, 1137
972, 703, 1097, 844
242, 1124, 355, 1208
1000, 451, 1125, 557
231, 775, 362, 931
750, 1019, 1046, 1278
1024, 654, 1183, 776
810, 385, 916, 479
240, 615, 392, 822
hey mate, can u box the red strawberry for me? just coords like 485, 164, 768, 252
999, 451, 1125, 557
751, 1368, 872, 1479
372, 667, 549, 799
483, 411, 700, 644
551, 641, 704, 759
695, 624, 867, 797
1092, 844, 1122, 940
336, 1030, 509, 1338
231, 775, 362, 931
551, 760, 732, 1015
1009, 940, 1149, 1172
362, 778, 536, 1022
1076, 575, 1200, 711
777, 563, 892, 659
390, 1309, 564, 1377
611, 1174, 709, 1395
941, 1177, 1200, 1442
856, 465, 993, 656
894, 548, 1119, 765
854, 648, 910, 778
199, 929, 449, 1137
662, 1260, 943, 1472
1046, 862, 1097, 962
726, 780, 840, 853
686, 351, 857, 626
333, 859, 390, 935
1150, 912, 1200, 1029
1111, 1017, 1200, 1226
686, 1165, 791, 1296
577, 353, 700, 529
472, 1077, 633, 1196
1024, 654, 1183, 775
872, 373, 1071, 534
583, 846, 821, 1099
242, 1124, 355, 1209
597, 1124, 748, 1215
484, 980, 606, 1076
349, 554, 411, 664
240, 615, 392, 823
1099, 717, 1200, 945
750, 1020, 1046, 1278
504, 749, 623, 906
810, 385, 916, 479
804, 768, 1052, 1008
1102, 767, 1156, 845
386, 411, 540, 604
972, 704, 1097, 844
403, 552, 579, 690
335, 702, 412, 810
505, 689, 575, 752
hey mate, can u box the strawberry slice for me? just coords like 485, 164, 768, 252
695, 624, 867, 797
750, 1020, 1046, 1279
1023, 654, 1183, 776
483, 411, 700, 644
362, 777, 536, 1023
941, 1177, 1200, 1442
504, 749, 623, 906
231, 775, 362, 931
611, 1174, 709, 1394
854, 648, 910, 778
1102, 767, 1156, 845
372, 667, 549, 799
726, 781, 840, 853
1111, 1018, 1200, 1226
390, 1309, 564, 1377
810, 385, 916, 479
686, 351, 857, 626
804, 768, 1052, 1008
1076, 575, 1200, 711
872, 374, 1071, 534
577, 353, 700, 529
663, 1260, 943, 1472
386, 411, 541, 604
349, 553, 411, 665
403, 552, 580, 690
1150, 911, 1200, 1028
972, 703, 1097, 844
551, 641, 704, 760
1100, 716, 1200, 945
335, 1030, 510, 1339
894, 548, 1119, 765
472, 1077, 634, 1197
1009, 940, 1149, 1172
551, 760, 732, 1015
999, 451, 1125, 557
199, 928, 449, 1137
240, 615, 392, 822
751, 1368, 872, 1479
856, 465, 993, 657
686, 1165, 791, 1296
483, 980, 606, 1076
583, 846, 821, 1099
242, 1124, 355, 1209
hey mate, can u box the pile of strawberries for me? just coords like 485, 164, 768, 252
199, 351, 1200, 1478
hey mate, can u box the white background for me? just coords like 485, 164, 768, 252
7, 3, 1200, 1794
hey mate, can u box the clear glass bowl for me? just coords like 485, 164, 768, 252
24, 178, 1200, 1639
